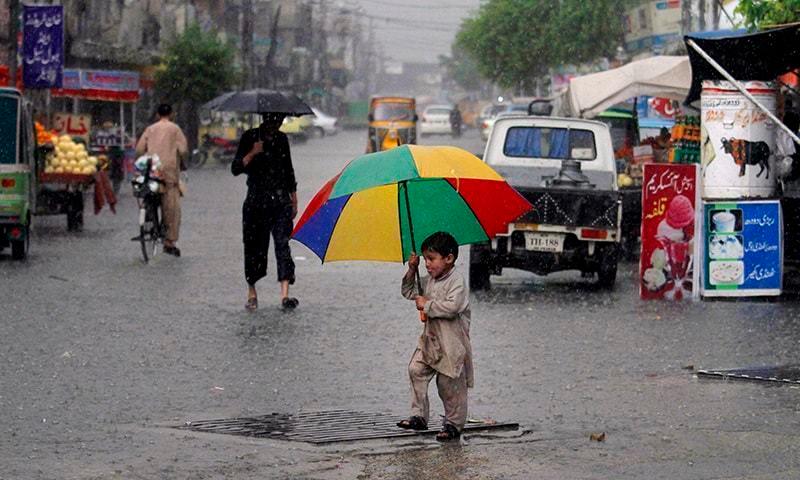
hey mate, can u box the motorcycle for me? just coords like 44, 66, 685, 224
189, 134, 238, 168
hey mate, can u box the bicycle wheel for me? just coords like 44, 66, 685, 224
139, 223, 149, 263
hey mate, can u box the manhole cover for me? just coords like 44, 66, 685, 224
178, 409, 518, 444
697, 364, 800, 384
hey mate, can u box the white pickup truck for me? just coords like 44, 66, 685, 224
470, 116, 622, 289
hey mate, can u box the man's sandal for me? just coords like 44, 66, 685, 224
245, 297, 258, 312
396, 416, 427, 430
435, 424, 461, 442
281, 297, 299, 309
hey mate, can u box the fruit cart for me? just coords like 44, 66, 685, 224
34, 134, 99, 231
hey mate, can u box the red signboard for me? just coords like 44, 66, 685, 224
639, 164, 700, 300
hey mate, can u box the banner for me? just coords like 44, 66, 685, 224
22, 5, 64, 88
51, 69, 140, 102
701, 200, 782, 297
640, 163, 700, 300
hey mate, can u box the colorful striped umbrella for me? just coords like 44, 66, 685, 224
292, 145, 532, 263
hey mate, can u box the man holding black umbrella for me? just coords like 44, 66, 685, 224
231, 113, 299, 311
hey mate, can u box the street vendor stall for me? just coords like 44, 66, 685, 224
34, 69, 138, 229
564, 56, 693, 258
683, 25, 800, 297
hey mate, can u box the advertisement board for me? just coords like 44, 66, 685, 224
701, 200, 782, 297
52, 113, 91, 143
640, 163, 700, 300
701, 80, 777, 198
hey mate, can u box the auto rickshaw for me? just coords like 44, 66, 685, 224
0, 87, 35, 259
366, 96, 417, 152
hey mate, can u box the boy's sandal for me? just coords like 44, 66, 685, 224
435, 424, 461, 442
396, 416, 427, 431
245, 297, 258, 312
281, 297, 299, 309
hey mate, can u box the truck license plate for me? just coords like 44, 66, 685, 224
524, 232, 564, 252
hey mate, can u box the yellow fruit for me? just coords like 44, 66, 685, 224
54, 166, 64, 173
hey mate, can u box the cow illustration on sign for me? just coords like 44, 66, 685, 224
720, 137, 772, 179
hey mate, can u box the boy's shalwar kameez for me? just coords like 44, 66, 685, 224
402, 268, 473, 431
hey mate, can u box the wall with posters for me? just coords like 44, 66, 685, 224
702, 200, 782, 297
640, 163, 700, 300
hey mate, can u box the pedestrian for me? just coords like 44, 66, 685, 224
449, 106, 462, 137
397, 231, 473, 442
231, 113, 299, 312
135, 103, 188, 257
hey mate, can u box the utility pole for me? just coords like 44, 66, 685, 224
241, 0, 254, 89
264, 4, 281, 89
698, 0, 706, 32
8, 0, 19, 86
681, 0, 693, 34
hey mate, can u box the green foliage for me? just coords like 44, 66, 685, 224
735, 0, 800, 30
155, 23, 239, 105
455, 0, 633, 90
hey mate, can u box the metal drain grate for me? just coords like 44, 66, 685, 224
178, 409, 518, 444
697, 364, 800, 385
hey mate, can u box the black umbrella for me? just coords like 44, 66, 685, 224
205, 89, 313, 116
201, 91, 237, 111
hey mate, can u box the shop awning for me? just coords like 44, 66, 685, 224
568, 55, 691, 118
684, 25, 800, 104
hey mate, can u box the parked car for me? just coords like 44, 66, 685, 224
280, 115, 312, 143
309, 108, 338, 137
470, 116, 622, 290
419, 104, 454, 136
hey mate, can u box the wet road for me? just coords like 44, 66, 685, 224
3, 128, 800, 479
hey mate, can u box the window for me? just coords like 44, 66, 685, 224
502, 126, 596, 160
373, 103, 414, 121
0, 95, 19, 165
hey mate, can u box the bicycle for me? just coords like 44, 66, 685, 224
131, 156, 165, 263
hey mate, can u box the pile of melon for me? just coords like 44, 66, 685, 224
44, 135, 98, 175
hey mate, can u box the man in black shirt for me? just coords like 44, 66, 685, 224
231, 113, 299, 311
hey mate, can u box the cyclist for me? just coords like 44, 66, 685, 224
135, 104, 188, 257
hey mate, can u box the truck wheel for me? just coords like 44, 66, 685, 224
596, 244, 619, 288
469, 262, 491, 290
66, 192, 84, 232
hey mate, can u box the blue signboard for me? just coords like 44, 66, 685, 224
702, 200, 782, 296
22, 5, 64, 88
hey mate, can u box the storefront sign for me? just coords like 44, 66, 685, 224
22, 5, 63, 88
640, 163, 700, 300
52, 69, 140, 102
702, 200, 782, 297
52, 113, 91, 142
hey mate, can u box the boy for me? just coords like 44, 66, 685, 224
397, 231, 473, 442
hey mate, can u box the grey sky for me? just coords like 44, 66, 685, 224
351, 0, 483, 64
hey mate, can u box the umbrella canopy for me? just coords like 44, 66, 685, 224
201, 91, 237, 111
568, 55, 691, 118
292, 145, 532, 263
204, 89, 313, 116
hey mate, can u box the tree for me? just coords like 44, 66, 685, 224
155, 24, 239, 149
735, 0, 800, 30
455, 0, 633, 92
